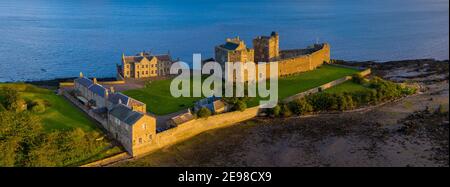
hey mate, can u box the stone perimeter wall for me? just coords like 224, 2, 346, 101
132, 106, 260, 156
252, 43, 331, 80
131, 67, 371, 157
80, 66, 371, 165
277, 43, 331, 77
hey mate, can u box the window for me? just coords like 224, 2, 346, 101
149, 134, 152, 141
141, 65, 144, 68
146, 71, 148, 74
139, 138, 142, 144
142, 123, 146, 130
146, 65, 148, 68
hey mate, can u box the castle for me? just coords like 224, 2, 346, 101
215, 36, 255, 66
66, 32, 331, 157
214, 32, 331, 80
119, 51, 173, 79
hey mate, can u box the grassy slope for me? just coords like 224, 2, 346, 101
247, 65, 360, 106
324, 80, 372, 94
0, 83, 123, 165
124, 65, 360, 115
0, 83, 96, 131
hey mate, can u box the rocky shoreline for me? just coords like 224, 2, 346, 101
18, 59, 447, 87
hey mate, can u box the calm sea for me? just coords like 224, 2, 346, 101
0, 0, 448, 82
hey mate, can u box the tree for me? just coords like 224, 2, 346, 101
30, 100, 46, 113
2, 88, 26, 112
0, 111, 43, 166
0, 103, 5, 112
197, 107, 212, 118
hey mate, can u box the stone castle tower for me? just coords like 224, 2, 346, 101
253, 31, 280, 63
214, 36, 254, 65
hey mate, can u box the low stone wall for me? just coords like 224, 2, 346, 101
59, 80, 125, 88
132, 106, 260, 156
358, 68, 372, 77
99, 80, 125, 85
81, 152, 130, 167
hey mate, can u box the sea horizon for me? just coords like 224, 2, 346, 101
0, 0, 448, 82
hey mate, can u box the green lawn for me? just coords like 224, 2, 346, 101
124, 65, 360, 115
247, 64, 360, 106
324, 80, 372, 94
123, 78, 205, 115
0, 83, 97, 132
0, 83, 124, 166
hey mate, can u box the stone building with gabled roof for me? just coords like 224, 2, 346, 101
107, 104, 156, 155
215, 37, 255, 66
107, 92, 146, 113
73, 73, 154, 155
194, 97, 227, 114
120, 51, 173, 79
74, 75, 108, 109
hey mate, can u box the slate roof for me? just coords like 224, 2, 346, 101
108, 93, 129, 105
88, 84, 107, 97
170, 109, 194, 125
154, 54, 172, 62
74, 77, 93, 88
109, 104, 144, 126
128, 97, 145, 107
123, 54, 165, 63
123, 56, 145, 63
222, 42, 240, 50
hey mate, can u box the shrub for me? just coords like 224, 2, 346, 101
308, 93, 338, 111
352, 73, 365, 84
224, 96, 248, 112
197, 107, 211, 118
280, 104, 293, 117
234, 100, 247, 112
31, 101, 46, 113
270, 105, 281, 117
289, 98, 313, 115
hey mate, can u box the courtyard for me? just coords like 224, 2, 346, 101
123, 64, 361, 115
